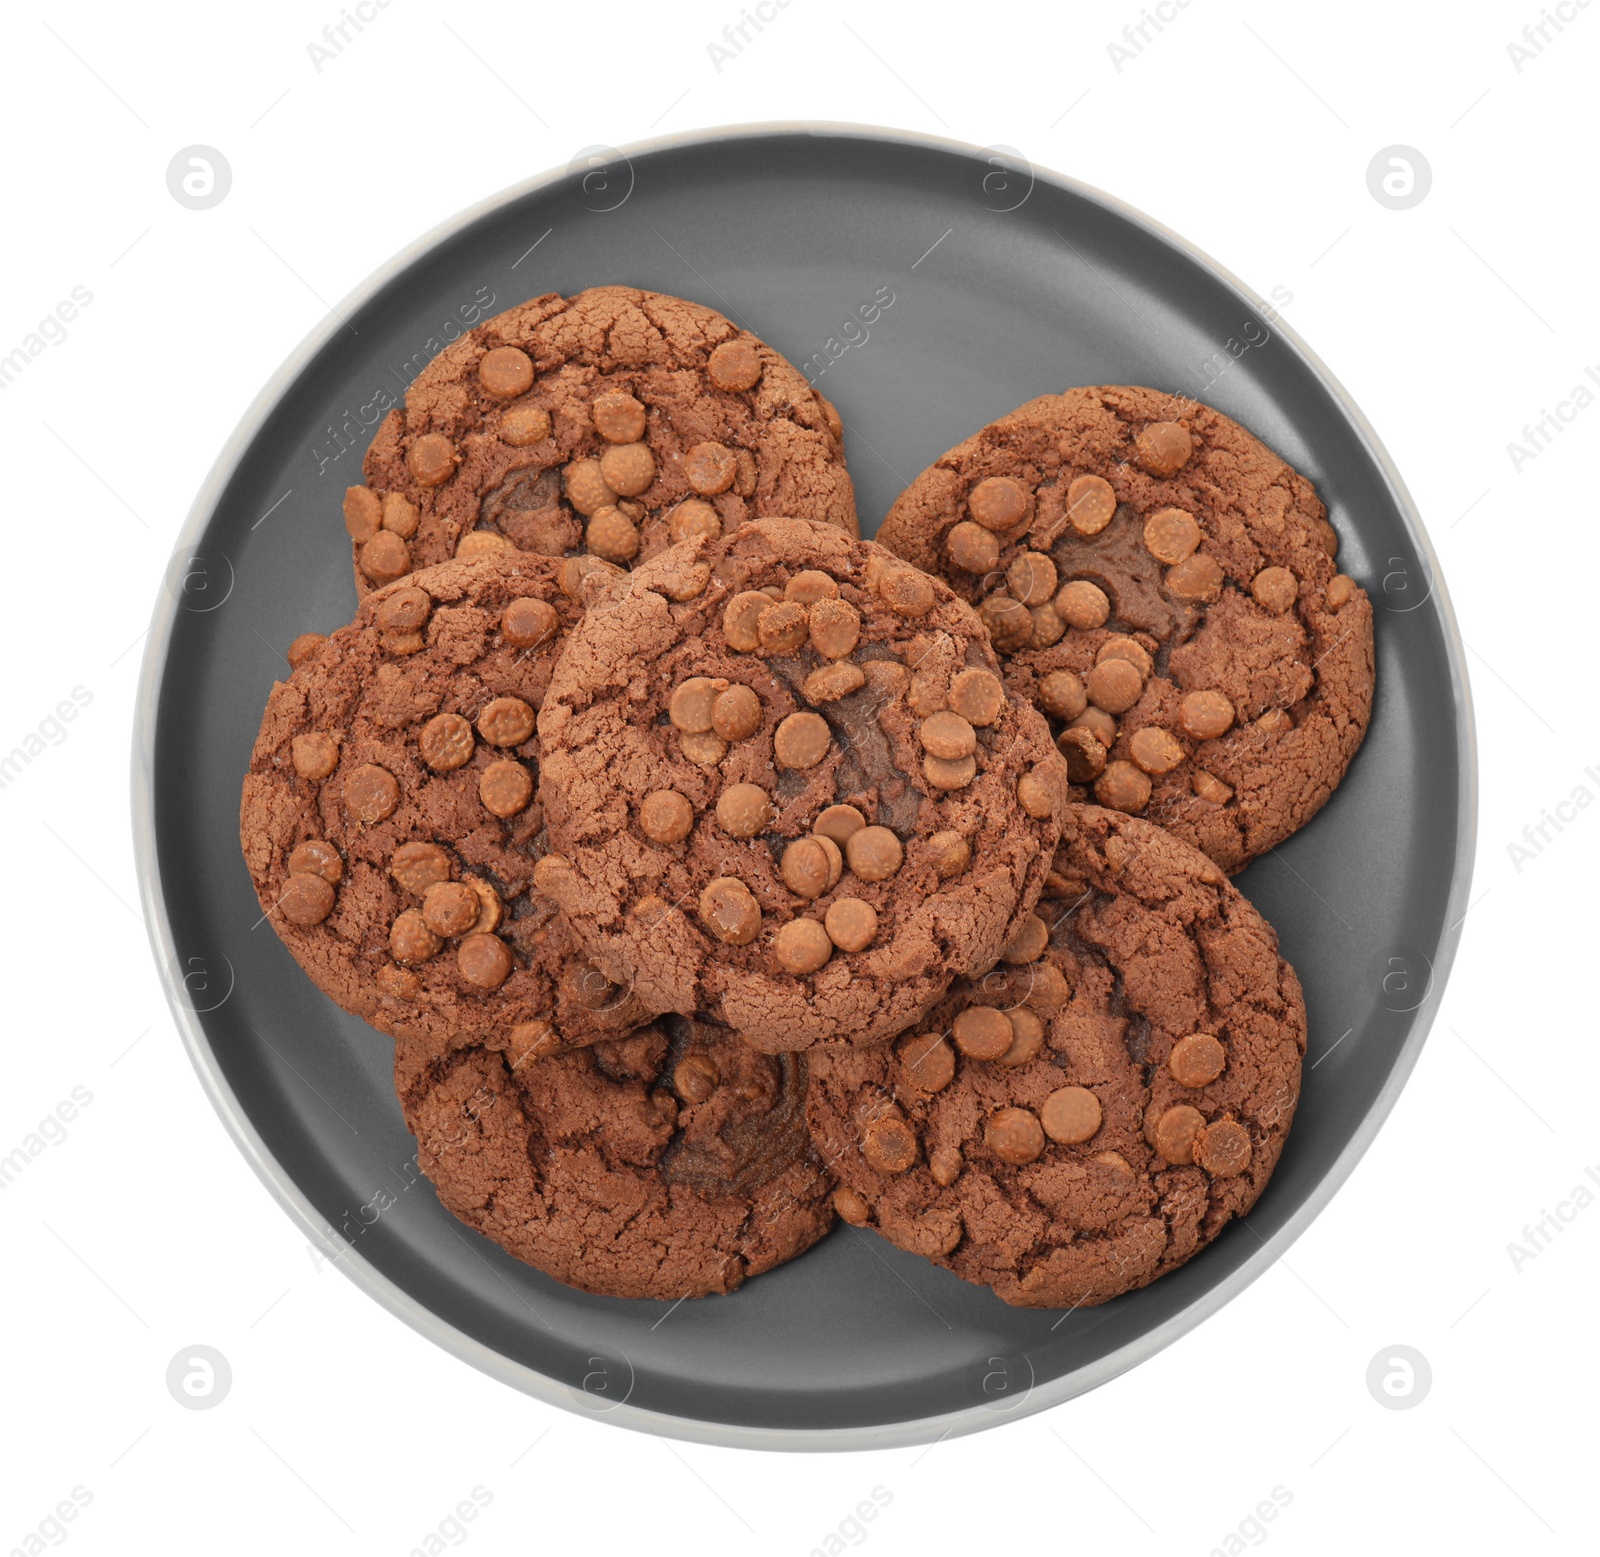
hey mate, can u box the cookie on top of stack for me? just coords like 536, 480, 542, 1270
241, 288, 1371, 1308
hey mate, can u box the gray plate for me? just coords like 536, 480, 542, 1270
133, 123, 1475, 1450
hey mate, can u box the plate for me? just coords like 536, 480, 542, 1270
133, 123, 1475, 1449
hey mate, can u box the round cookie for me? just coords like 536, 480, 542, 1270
394, 1018, 835, 1299
534, 518, 1072, 1052
344, 286, 858, 595
805, 806, 1307, 1309
239, 551, 654, 1057
877, 386, 1375, 873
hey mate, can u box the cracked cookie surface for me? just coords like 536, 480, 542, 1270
345, 286, 857, 596
534, 518, 1071, 1051
876, 386, 1374, 872
805, 806, 1306, 1308
394, 1019, 835, 1300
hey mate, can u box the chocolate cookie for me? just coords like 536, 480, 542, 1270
393, 1018, 835, 1300
534, 518, 1072, 1052
805, 806, 1306, 1309
239, 551, 653, 1058
877, 386, 1375, 873
344, 286, 858, 595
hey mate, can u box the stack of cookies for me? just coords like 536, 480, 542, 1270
241, 286, 1374, 1308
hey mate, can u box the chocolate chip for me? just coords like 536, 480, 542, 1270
684, 441, 737, 495
1000, 913, 1048, 965
287, 633, 326, 669
564, 458, 617, 517
863, 1117, 918, 1175
897, 1032, 954, 1093
1070, 706, 1118, 748
804, 662, 866, 702
1096, 634, 1154, 677
1194, 1117, 1251, 1176
345, 764, 400, 822
1029, 604, 1066, 649
479, 760, 533, 818
500, 404, 551, 446
1153, 1103, 1205, 1164
1129, 726, 1185, 775
809, 598, 861, 659
758, 601, 809, 654
716, 783, 773, 838
1134, 420, 1193, 475
1007, 552, 1058, 606
824, 897, 877, 952
463, 878, 502, 935
381, 493, 419, 538
1054, 579, 1111, 629
669, 678, 720, 733
669, 499, 722, 544
945, 521, 1000, 573
599, 442, 656, 498
457, 531, 513, 561
586, 506, 640, 563
924, 753, 976, 790
708, 338, 763, 392
458, 933, 512, 989
1086, 658, 1144, 714
947, 668, 1005, 727
846, 825, 903, 881
679, 731, 728, 766
280, 872, 335, 927
673, 1051, 720, 1104
1017, 767, 1064, 819
953, 1006, 1012, 1060
774, 711, 831, 770
698, 876, 762, 945
1066, 474, 1116, 536
920, 711, 976, 761
359, 530, 411, 586
785, 569, 839, 604
1326, 573, 1356, 610
1169, 1033, 1226, 1088
774, 917, 832, 974
1165, 552, 1224, 602
967, 476, 1029, 531
833, 1186, 871, 1225
422, 881, 479, 937
1192, 769, 1233, 804
986, 1106, 1045, 1165
639, 788, 694, 844
1057, 727, 1107, 783
1040, 1086, 1101, 1144
929, 1147, 963, 1187
995, 1007, 1045, 1067
407, 433, 457, 486
343, 486, 382, 541
878, 567, 937, 617
1095, 759, 1152, 813
287, 839, 342, 884
1143, 507, 1201, 564
978, 594, 1032, 651
1316, 518, 1340, 558
780, 837, 831, 898
376, 585, 430, 634
710, 685, 762, 741
501, 597, 559, 649
291, 732, 339, 781
478, 346, 534, 399
1252, 566, 1298, 614
927, 830, 971, 877
390, 841, 450, 895
390, 909, 440, 965
722, 591, 770, 652
592, 391, 647, 444
416, 713, 472, 772
1256, 707, 1292, 735
814, 805, 866, 845
1038, 669, 1088, 720
1179, 690, 1235, 741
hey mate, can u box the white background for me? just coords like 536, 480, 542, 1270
2, 0, 1595, 1552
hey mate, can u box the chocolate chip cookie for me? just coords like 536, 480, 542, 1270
344, 286, 857, 594
239, 551, 653, 1058
534, 518, 1072, 1053
876, 386, 1374, 873
393, 1018, 835, 1300
805, 805, 1306, 1309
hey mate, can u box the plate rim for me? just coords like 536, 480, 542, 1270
130, 119, 1478, 1452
